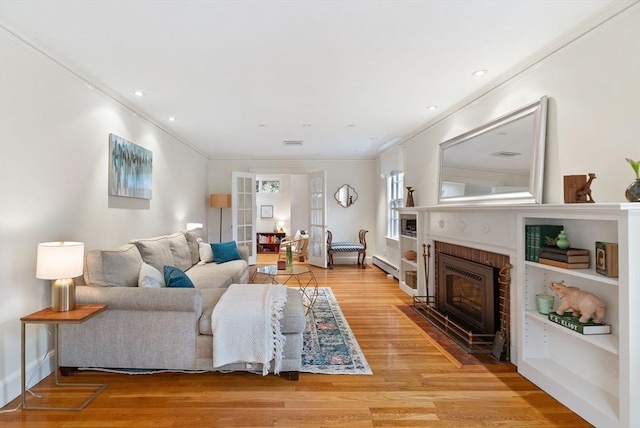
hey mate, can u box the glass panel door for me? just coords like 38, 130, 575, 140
232, 172, 256, 265
307, 170, 327, 268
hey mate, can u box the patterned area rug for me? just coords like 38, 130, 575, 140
301, 287, 371, 375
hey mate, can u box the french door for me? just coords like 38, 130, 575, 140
307, 171, 327, 268
231, 172, 256, 265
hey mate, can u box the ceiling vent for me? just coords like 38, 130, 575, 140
491, 151, 521, 157
283, 140, 303, 146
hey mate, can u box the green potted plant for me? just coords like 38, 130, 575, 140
625, 158, 640, 202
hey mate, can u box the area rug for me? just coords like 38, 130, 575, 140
301, 287, 372, 375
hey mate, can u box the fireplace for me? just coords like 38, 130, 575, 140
437, 254, 499, 334
414, 241, 510, 356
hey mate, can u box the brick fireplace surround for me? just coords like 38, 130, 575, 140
433, 241, 511, 359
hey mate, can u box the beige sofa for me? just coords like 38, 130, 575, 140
58, 228, 305, 379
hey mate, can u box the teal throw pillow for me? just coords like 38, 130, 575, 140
163, 265, 195, 288
211, 241, 242, 264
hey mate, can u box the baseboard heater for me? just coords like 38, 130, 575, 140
372, 255, 399, 279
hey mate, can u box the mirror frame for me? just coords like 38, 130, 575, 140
437, 95, 548, 205
334, 184, 358, 208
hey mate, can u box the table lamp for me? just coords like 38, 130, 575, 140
278, 220, 285, 233
210, 194, 231, 242
36, 241, 84, 312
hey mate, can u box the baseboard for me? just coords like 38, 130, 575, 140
372, 255, 399, 278
0, 351, 54, 408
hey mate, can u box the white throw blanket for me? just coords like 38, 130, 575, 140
211, 284, 288, 375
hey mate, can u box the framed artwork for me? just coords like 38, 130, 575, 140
109, 133, 153, 199
260, 205, 273, 218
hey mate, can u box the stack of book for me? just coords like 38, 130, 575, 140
538, 246, 590, 269
525, 225, 564, 262
548, 311, 610, 335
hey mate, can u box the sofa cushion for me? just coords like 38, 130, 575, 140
138, 262, 166, 288
130, 236, 174, 272
167, 233, 192, 271
183, 228, 205, 265
211, 241, 242, 264
186, 260, 248, 288
84, 244, 142, 287
164, 265, 195, 288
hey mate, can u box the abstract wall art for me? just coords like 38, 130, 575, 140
109, 133, 153, 199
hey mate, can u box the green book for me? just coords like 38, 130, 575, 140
527, 225, 564, 262
548, 311, 610, 335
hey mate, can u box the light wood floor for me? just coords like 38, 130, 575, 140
0, 260, 591, 427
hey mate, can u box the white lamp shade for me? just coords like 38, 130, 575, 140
36, 242, 84, 280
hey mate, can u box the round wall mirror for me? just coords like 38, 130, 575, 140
334, 184, 358, 208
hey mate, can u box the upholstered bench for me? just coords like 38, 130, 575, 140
327, 229, 368, 268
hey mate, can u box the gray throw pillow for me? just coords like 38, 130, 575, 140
103, 244, 143, 287
167, 233, 192, 271
184, 228, 205, 265
130, 237, 174, 272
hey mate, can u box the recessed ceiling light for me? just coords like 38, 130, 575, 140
370, 137, 378, 140
472, 69, 488, 76
168, 117, 176, 122
347, 124, 356, 128
302, 124, 312, 128
258, 124, 267, 127
134, 91, 145, 97
427, 105, 438, 110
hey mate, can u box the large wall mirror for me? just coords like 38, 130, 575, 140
335, 184, 358, 208
438, 96, 548, 205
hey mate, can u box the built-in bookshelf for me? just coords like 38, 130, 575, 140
517, 205, 639, 428
397, 209, 421, 296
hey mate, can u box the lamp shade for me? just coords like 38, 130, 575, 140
210, 194, 231, 208
36, 242, 84, 279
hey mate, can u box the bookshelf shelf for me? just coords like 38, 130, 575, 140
523, 260, 619, 286
525, 310, 618, 354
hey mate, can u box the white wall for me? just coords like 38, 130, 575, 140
208, 159, 376, 263
256, 174, 291, 235
401, 5, 640, 207
0, 29, 209, 406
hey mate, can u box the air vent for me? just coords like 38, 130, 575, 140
283, 140, 303, 146
491, 151, 521, 157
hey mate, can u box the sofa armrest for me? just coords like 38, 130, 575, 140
238, 245, 249, 262
75, 285, 202, 314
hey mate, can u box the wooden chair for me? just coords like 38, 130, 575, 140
327, 229, 368, 269
278, 234, 309, 262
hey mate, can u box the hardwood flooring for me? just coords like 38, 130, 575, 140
0, 261, 591, 427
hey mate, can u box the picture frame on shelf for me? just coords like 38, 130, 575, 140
260, 205, 273, 218
595, 241, 618, 278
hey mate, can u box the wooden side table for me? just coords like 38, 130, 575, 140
21, 304, 108, 411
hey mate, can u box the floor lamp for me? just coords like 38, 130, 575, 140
210, 194, 232, 242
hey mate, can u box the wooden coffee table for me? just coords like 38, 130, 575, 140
250, 265, 318, 313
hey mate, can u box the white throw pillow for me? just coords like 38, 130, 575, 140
198, 238, 214, 264
138, 262, 166, 288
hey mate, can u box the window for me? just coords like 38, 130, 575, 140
387, 172, 404, 238
256, 179, 280, 193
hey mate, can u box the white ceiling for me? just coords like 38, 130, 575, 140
0, 0, 620, 160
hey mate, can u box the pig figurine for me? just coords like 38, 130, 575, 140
549, 281, 605, 323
